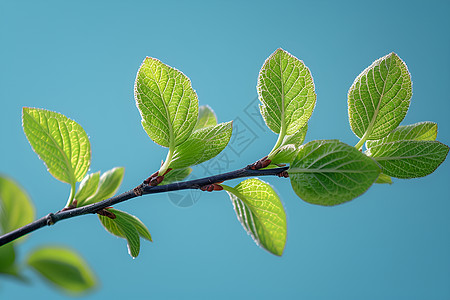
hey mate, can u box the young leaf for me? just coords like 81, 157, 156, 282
81, 167, 124, 206
0, 176, 35, 241
281, 124, 308, 147
366, 121, 438, 149
270, 144, 298, 165
134, 57, 199, 148
375, 173, 393, 184
349, 53, 412, 145
169, 121, 233, 169
74, 172, 100, 204
194, 105, 217, 130
367, 140, 449, 178
27, 246, 97, 294
22, 107, 91, 184
161, 168, 192, 184
223, 178, 287, 256
289, 140, 380, 206
258, 48, 316, 135
99, 209, 152, 258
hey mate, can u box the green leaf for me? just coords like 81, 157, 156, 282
0, 243, 19, 276
81, 167, 124, 206
169, 121, 233, 169
99, 209, 152, 258
27, 246, 97, 294
375, 173, 392, 184
223, 178, 287, 256
22, 107, 91, 184
289, 140, 381, 206
0, 176, 35, 242
194, 105, 217, 130
366, 121, 438, 149
258, 48, 316, 135
161, 168, 192, 184
135, 57, 199, 148
367, 140, 449, 178
270, 144, 298, 165
74, 172, 100, 204
281, 124, 308, 147
348, 53, 412, 143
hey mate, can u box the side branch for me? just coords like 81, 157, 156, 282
0, 166, 288, 247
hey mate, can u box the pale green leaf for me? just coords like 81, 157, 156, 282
223, 178, 287, 256
366, 121, 438, 149
82, 167, 124, 205
161, 168, 192, 184
289, 140, 380, 206
270, 144, 298, 165
194, 105, 217, 130
74, 172, 100, 204
135, 57, 199, 148
367, 140, 449, 178
27, 246, 97, 294
375, 173, 393, 184
169, 121, 233, 169
257, 48, 316, 135
0, 176, 35, 242
281, 124, 308, 147
22, 107, 91, 184
99, 209, 151, 258
348, 53, 412, 141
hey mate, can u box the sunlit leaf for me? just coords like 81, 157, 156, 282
348, 53, 412, 141
270, 144, 298, 164
258, 48, 316, 135
82, 167, 124, 205
366, 121, 438, 149
161, 168, 192, 184
0, 176, 35, 242
22, 107, 91, 184
367, 140, 449, 178
74, 172, 100, 204
169, 121, 233, 169
223, 178, 287, 256
194, 105, 217, 130
289, 140, 380, 206
135, 57, 198, 148
27, 246, 97, 294
281, 124, 308, 147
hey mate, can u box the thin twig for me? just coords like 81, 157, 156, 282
0, 166, 288, 247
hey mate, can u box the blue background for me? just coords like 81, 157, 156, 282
1, 0, 449, 299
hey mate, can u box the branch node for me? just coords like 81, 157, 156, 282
276, 170, 289, 178
133, 184, 144, 196
46, 213, 55, 226
97, 208, 116, 219
247, 156, 271, 170
200, 182, 224, 192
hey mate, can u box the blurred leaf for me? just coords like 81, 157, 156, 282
99, 209, 152, 258
135, 57, 198, 148
289, 140, 380, 206
74, 172, 100, 204
348, 53, 412, 142
194, 105, 217, 130
82, 167, 124, 205
258, 48, 316, 135
169, 121, 233, 169
162, 168, 192, 184
375, 173, 393, 184
0, 243, 19, 276
27, 246, 97, 294
223, 178, 287, 256
367, 140, 449, 178
22, 107, 91, 184
0, 176, 35, 242
366, 121, 438, 149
